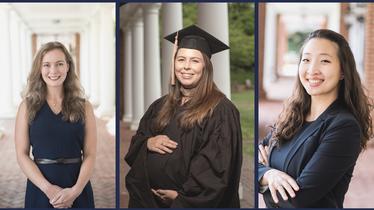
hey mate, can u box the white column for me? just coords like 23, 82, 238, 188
25, 29, 32, 76
122, 26, 132, 122
143, 3, 162, 110
161, 3, 183, 95
19, 23, 28, 86
197, 3, 231, 99
89, 14, 100, 106
0, 4, 15, 118
131, 9, 144, 130
80, 26, 91, 98
97, 5, 115, 118
10, 10, 23, 107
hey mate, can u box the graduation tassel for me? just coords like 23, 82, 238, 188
171, 31, 178, 85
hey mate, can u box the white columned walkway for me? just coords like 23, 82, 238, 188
143, 3, 162, 109
130, 8, 144, 130
161, 3, 183, 95
10, 10, 23, 107
0, 4, 15, 118
19, 23, 28, 84
89, 13, 100, 107
80, 26, 91, 98
197, 3, 231, 99
122, 25, 132, 122
97, 5, 115, 118
25, 29, 32, 76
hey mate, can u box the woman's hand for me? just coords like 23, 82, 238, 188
50, 187, 80, 208
261, 169, 300, 203
147, 135, 178, 154
151, 188, 178, 205
44, 184, 63, 201
258, 144, 270, 166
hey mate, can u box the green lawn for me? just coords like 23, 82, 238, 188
231, 89, 254, 156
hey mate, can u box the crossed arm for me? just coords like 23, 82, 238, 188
258, 119, 361, 207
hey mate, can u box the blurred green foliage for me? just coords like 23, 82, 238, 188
182, 3, 255, 87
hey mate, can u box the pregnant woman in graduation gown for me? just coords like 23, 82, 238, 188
15, 42, 96, 208
258, 29, 373, 208
125, 25, 243, 208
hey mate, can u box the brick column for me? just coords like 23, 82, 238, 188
340, 3, 349, 39
259, 3, 266, 99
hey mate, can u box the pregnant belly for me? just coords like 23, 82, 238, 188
146, 151, 187, 190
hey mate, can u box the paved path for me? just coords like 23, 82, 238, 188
0, 117, 115, 208
120, 122, 254, 208
258, 100, 374, 208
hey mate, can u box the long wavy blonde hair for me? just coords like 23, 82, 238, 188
24, 41, 86, 123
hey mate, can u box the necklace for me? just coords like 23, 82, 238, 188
47, 99, 61, 114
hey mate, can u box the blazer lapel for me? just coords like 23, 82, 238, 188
282, 100, 341, 171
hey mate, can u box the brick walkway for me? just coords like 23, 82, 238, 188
258, 100, 374, 208
120, 122, 254, 208
0, 118, 115, 208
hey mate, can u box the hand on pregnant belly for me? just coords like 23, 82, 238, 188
147, 135, 178, 154
151, 188, 178, 205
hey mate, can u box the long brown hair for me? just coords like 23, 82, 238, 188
24, 41, 86, 123
274, 29, 373, 149
155, 50, 224, 131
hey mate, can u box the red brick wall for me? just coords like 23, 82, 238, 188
340, 3, 349, 40
259, 3, 266, 99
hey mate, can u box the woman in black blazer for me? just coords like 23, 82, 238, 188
258, 29, 373, 208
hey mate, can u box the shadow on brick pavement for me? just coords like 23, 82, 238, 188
0, 118, 115, 208
120, 122, 254, 208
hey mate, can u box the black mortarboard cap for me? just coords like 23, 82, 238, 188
164, 24, 229, 58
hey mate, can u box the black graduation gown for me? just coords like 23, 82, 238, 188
125, 96, 242, 208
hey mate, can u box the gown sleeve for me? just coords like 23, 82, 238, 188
275, 116, 362, 207
171, 100, 243, 208
124, 97, 163, 166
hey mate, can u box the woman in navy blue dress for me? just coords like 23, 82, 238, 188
258, 30, 373, 208
15, 42, 96, 208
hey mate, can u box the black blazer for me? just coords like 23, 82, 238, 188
258, 100, 362, 208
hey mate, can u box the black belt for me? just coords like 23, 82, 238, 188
34, 158, 81, 164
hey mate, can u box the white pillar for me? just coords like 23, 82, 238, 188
122, 26, 132, 122
25, 29, 32, 76
130, 9, 144, 130
10, 10, 23, 107
19, 23, 28, 86
161, 3, 183, 95
80, 26, 91, 98
0, 4, 15, 118
197, 3, 231, 99
143, 3, 162, 110
97, 5, 115, 118
89, 14, 100, 107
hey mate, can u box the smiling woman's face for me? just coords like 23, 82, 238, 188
174, 48, 205, 88
299, 38, 342, 101
41, 49, 69, 88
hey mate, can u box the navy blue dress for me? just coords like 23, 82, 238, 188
25, 102, 94, 208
